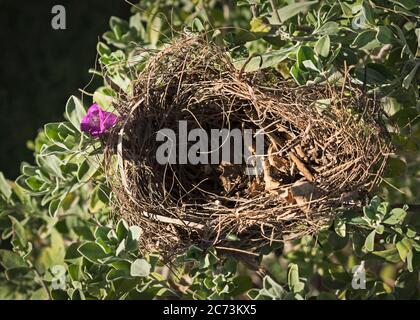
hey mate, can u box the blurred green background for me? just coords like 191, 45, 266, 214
0, 0, 129, 179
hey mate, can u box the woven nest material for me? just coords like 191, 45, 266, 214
104, 35, 391, 258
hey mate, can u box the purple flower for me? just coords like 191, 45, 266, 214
80, 103, 119, 137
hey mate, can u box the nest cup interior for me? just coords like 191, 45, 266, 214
133, 95, 258, 202
104, 36, 391, 257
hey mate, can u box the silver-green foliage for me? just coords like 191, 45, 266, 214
0, 0, 419, 300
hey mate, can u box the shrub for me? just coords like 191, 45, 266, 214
0, 0, 419, 300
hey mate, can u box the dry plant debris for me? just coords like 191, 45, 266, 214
103, 35, 391, 258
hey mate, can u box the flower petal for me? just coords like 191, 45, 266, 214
80, 103, 119, 137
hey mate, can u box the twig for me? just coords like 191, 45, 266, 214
288, 151, 314, 182
141, 211, 205, 230
269, 0, 282, 24
33, 267, 52, 300
250, 4, 258, 18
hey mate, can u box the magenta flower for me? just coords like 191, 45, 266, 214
80, 103, 119, 137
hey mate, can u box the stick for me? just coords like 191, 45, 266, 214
141, 211, 205, 230
288, 151, 314, 182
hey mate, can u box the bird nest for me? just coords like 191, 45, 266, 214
104, 35, 391, 258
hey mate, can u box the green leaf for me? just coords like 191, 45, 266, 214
93, 86, 116, 108
302, 60, 320, 72
370, 196, 381, 210
314, 21, 339, 35
270, 1, 318, 23
5, 267, 33, 281
111, 260, 131, 273
389, 0, 418, 10
44, 123, 62, 143
339, 2, 353, 18
130, 259, 151, 277
334, 218, 346, 238
361, 2, 375, 25
77, 158, 99, 182
396, 238, 413, 262
110, 16, 129, 38
375, 224, 384, 235
351, 30, 377, 49
364, 230, 376, 252
201, 250, 218, 269
68, 264, 82, 282
97, 42, 111, 56
376, 26, 395, 44
37, 155, 64, 179
233, 46, 296, 72
363, 205, 377, 220
128, 226, 142, 242
65, 96, 86, 132
262, 276, 286, 299
184, 245, 204, 262
328, 264, 350, 283
35, 229, 65, 270
148, 15, 162, 47
406, 249, 414, 272
297, 46, 317, 71
24, 176, 44, 192
116, 240, 126, 256
9, 216, 27, 248
30, 287, 49, 300
288, 263, 304, 293
106, 269, 131, 282
126, 226, 142, 252
78, 242, 110, 264
383, 208, 407, 225
71, 289, 86, 300
402, 63, 419, 89
315, 35, 330, 57
290, 63, 307, 85
89, 186, 105, 212
48, 198, 62, 217
0, 250, 27, 269
64, 243, 82, 260
372, 247, 401, 263
0, 172, 12, 200
77, 159, 90, 182
191, 17, 205, 32
116, 219, 129, 241
377, 202, 389, 216
231, 275, 253, 296
335, 47, 358, 66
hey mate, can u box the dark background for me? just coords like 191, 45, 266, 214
0, 0, 130, 179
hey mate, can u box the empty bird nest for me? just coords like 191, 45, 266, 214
103, 35, 391, 258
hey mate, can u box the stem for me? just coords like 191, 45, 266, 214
250, 4, 258, 18
33, 267, 52, 300
200, 0, 213, 27
269, 0, 282, 24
